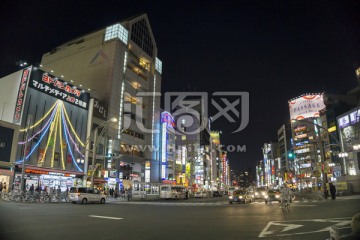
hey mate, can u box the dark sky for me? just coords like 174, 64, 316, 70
1, 0, 360, 172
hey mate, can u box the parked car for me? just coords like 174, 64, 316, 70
69, 187, 106, 204
212, 191, 223, 197
265, 189, 281, 203
194, 191, 208, 198
229, 189, 252, 204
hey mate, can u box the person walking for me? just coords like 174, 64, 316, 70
29, 184, 35, 195
323, 184, 329, 199
329, 183, 336, 200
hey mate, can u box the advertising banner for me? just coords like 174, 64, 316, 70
29, 69, 90, 110
37, 149, 45, 166
288, 94, 325, 120
13, 67, 31, 124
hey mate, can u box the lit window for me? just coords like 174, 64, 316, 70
155, 57, 162, 74
105, 23, 128, 45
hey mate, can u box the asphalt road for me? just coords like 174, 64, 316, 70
0, 195, 359, 240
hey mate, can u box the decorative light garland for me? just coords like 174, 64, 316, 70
18, 105, 57, 145
16, 108, 56, 163
61, 106, 82, 172
20, 100, 60, 132
62, 104, 85, 147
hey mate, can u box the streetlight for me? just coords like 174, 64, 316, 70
84, 117, 117, 188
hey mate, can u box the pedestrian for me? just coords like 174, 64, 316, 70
2, 182, 7, 193
323, 184, 329, 199
0, 182, 2, 192
127, 188, 132, 201
29, 184, 35, 194
185, 189, 189, 199
329, 183, 336, 200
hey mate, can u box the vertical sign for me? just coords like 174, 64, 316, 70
13, 67, 31, 124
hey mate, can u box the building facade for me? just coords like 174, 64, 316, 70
40, 14, 163, 190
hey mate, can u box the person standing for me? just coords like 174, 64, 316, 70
0, 182, 3, 193
329, 183, 336, 200
3, 182, 7, 193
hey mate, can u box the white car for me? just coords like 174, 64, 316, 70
69, 187, 106, 204
194, 191, 208, 198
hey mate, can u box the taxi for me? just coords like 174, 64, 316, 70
229, 189, 252, 204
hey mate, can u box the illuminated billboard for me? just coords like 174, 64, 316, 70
288, 94, 325, 120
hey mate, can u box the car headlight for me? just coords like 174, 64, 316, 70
229, 196, 233, 199
255, 192, 258, 195
275, 195, 280, 198
239, 196, 243, 199
264, 195, 268, 199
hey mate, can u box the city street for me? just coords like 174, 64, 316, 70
0, 195, 359, 240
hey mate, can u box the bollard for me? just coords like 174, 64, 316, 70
352, 213, 360, 236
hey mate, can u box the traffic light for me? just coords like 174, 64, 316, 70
288, 152, 294, 158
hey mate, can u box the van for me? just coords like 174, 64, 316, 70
69, 187, 106, 204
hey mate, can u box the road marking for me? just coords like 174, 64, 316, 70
258, 217, 352, 238
89, 215, 123, 220
293, 204, 316, 207
259, 222, 303, 237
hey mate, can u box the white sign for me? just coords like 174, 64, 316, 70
288, 94, 325, 120
338, 115, 350, 129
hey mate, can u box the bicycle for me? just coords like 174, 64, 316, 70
39, 192, 51, 203
280, 199, 291, 213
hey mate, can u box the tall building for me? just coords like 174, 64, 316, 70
40, 14, 162, 189
262, 142, 279, 187
277, 123, 293, 181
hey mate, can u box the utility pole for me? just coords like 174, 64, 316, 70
90, 128, 98, 188
20, 117, 31, 192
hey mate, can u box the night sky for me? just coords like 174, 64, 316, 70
1, 1, 360, 172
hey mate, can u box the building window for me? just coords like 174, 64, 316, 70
130, 19, 153, 57
105, 23, 128, 45
155, 57, 162, 74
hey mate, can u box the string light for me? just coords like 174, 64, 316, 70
61, 108, 84, 157
16, 110, 55, 163
51, 106, 61, 168
61, 107, 82, 172
42, 106, 60, 166
18, 107, 57, 144
20, 100, 60, 132
58, 109, 65, 169
62, 104, 85, 147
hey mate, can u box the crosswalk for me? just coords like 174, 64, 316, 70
109, 195, 360, 207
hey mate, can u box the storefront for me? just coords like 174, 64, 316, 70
14, 165, 84, 192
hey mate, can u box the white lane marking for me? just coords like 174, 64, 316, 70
259, 222, 303, 237
258, 218, 352, 238
89, 215, 123, 220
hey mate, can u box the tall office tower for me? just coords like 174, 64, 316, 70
40, 14, 162, 186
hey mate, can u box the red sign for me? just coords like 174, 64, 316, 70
13, 68, 31, 123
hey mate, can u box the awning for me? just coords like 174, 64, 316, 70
17, 164, 85, 176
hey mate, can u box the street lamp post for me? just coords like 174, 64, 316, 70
84, 117, 117, 188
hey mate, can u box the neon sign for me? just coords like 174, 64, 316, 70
14, 68, 31, 123
160, 111, 174, 128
